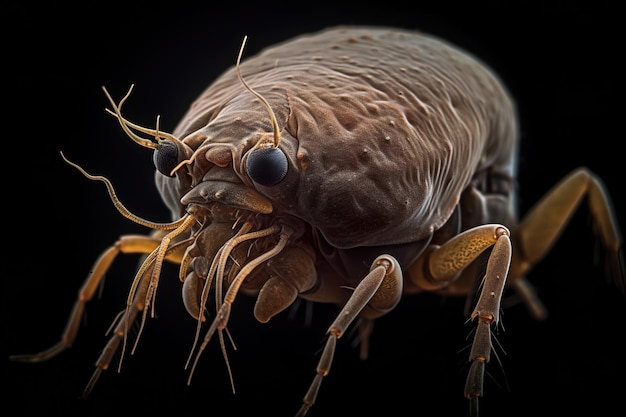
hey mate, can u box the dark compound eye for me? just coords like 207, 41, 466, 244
246, 146, 288, 186
153, 140, 179, 177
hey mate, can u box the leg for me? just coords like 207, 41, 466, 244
9, 234, 185, 363
463, 230, 512, 416
508, 168, 625, 309
407, 224, 512, 416
296, 255, 403, 417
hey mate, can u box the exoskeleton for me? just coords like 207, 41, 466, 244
11, 26, 625, 416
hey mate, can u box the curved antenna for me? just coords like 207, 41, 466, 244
236, 36, 281, 148
102, 85, 187, 151
60, 152, 188, 231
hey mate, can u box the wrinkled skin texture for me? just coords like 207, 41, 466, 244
155, 27, 518, 301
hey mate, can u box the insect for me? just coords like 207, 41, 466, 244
10, 26, 624, 416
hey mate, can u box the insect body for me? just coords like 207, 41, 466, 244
11, 26, 624, 416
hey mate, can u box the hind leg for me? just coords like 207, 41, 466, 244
508, 167, 624, 318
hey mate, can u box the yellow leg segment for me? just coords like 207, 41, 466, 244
9, 234, 185, 363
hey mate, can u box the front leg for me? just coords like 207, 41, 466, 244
9, 234, 186, 363
296, 255, 403, 417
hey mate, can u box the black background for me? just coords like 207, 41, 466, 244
4, 2, 625, 416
